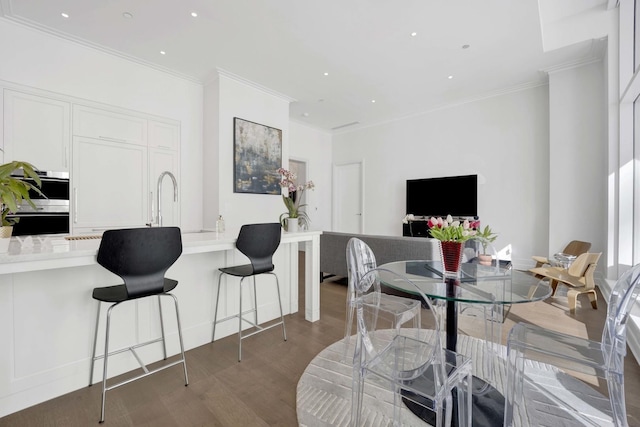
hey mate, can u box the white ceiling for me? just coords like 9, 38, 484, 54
0, 0, 609, 132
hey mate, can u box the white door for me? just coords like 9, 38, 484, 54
333, 162, 363, 233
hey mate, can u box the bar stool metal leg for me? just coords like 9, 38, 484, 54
269, 272, 287, 341
168, 294, 189, 385
253, 276, 259, 327
212, 272, 223, 342
89, 302, 102, 386
238, 277, 246, 361
158, 296, 167, 360
100, 303, 118, 423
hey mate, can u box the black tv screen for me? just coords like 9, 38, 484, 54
406, 175, 477, 217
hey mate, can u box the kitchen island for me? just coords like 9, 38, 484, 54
0, 229, 321, 417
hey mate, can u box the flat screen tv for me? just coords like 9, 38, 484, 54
406, 174, 477, 218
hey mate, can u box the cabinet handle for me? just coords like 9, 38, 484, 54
73, 187, 78, 223
98, 136, 127, 143
157, 145, 171, 150
64, 146, 68, 168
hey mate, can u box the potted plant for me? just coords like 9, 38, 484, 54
474, 225, 498, 265
277, 167, 314, 232
427, 215, 477, 276
0, 161, 43, 246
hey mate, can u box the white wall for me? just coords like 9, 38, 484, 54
0, 18, 204, 231
548, 61, 607, 265
289, 121, 333, 232
203, 73, 291, 232
333, 86, 551, 268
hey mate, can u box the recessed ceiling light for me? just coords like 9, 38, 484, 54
302, 112, 309, 117
160, 51, 166, 55
371, 100, 376, 103
448, 75, 454, 79
122, 12, 133, 19
191, 12, 198, 17
323, 72, 329, 76
410, 32, 417, 37
61, 12, 69, 18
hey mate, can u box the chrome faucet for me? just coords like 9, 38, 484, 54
157, 171, 178, 227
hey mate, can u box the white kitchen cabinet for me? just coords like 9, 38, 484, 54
73, 105, 146, 146
72, 136, 148, 231
149, 120, 179, 151
4, 89, 70, 171
149, 148, 180, 227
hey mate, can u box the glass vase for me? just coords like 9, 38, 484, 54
440, 241, 463, 278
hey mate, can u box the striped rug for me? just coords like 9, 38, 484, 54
296, 330, 613, 426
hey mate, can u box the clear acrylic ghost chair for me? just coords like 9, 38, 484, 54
457, 238, 506, 389
504, 263, 640, 426
351, 267, 473, 427
343, 237, 421, 362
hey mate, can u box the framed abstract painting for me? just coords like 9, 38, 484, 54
233, 117, 282, 194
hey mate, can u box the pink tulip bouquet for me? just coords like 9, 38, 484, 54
427, 215, 479, 242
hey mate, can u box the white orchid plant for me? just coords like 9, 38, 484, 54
277, 167, 315, 228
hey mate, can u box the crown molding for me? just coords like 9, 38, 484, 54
289, 117, 332, 134
543, 39, 607, 75
213, 68, 297, 103
0, 12, 202, 84
334, 80, 548, 135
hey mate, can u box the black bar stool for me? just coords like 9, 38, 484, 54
212, 223, 287, 361
89, 227, 188, 423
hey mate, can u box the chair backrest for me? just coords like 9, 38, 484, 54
562, 240, 592, 257
567, 252, 601, 283
602, 264, 640, 387
235, 223, 282, 274
354, 267, 443, 380
97, 227, 183, 299
346, 238, 377, 300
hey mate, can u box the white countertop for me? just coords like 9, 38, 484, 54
0, 229, 322, 274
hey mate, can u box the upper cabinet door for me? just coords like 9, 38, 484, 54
149, 120, 179, 151
4, 89, 70, 172
73, 105, 147, 146
72, 136, 148, 230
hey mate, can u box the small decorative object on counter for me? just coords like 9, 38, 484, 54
216, 215, 225, 233
285, 217, 298, 233
474, 225, 498, 266
277, 167, 314, 231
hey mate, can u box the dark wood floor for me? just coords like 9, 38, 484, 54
2, 259, 640, 426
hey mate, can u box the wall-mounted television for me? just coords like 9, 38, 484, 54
406, 174, 477, 218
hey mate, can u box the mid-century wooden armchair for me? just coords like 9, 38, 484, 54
532, 240, 591, 268
530, 252, 601, 314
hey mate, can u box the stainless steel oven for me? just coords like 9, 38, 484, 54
7, 171, 70, 236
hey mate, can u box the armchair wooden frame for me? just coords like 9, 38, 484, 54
532, 240, 591, 268
530, 252, 601, 314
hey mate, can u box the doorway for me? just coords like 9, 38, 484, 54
333, 161, 364, 233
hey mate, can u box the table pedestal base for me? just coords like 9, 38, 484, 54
402, 376, 504, 427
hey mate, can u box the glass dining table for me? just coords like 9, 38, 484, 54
377, 260, 552, 426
